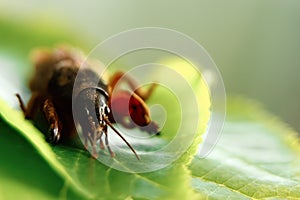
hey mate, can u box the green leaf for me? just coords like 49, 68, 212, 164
0, 92, 207, 199
189, 98, 300, 199
0, 122, 88, 200
0, 18, 210, 199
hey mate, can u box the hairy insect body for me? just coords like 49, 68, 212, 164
17, 46, 158, 159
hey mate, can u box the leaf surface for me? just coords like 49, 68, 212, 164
189, 98, 300, 199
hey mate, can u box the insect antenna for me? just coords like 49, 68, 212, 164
104, 117, 140, 160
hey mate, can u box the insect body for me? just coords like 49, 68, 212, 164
16, 46, 159, 159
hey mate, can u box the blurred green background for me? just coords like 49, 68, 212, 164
1, 0, 299, 132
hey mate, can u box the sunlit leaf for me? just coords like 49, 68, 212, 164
189, 98, 300, 199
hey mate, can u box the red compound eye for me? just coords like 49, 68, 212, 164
109, 90, 151, 127
129, 95, 150, 126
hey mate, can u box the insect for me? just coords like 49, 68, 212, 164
16, 46, 159, 159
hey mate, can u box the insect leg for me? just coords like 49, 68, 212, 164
97, 130, 105, 150
87, 115, 99, 159
108, 71, 157, 100
108, 71, 160, 136
16, 92, 42, 119
43, 99, 61, 143
84, 136, 88, 150
87, 133, 98, 159
103, 125, 115, 158
104, 118, 140, 160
